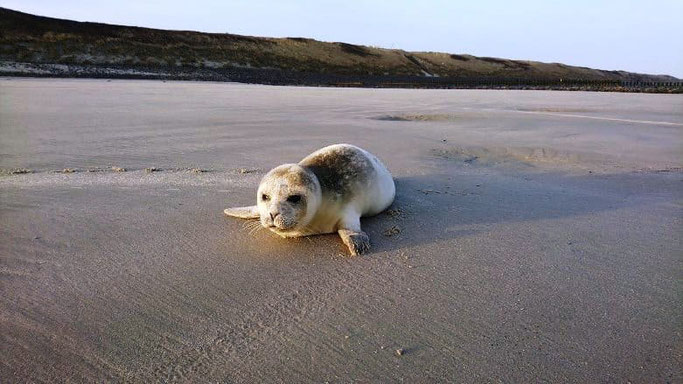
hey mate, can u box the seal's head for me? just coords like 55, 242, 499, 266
255, 164, 321, 234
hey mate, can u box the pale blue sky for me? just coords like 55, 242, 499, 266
3, 0, 682, 77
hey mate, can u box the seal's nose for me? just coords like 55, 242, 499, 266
270, 212, 279, 221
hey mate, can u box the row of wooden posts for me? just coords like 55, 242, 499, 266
332, 77, 682, 88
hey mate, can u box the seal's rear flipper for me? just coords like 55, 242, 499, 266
224, 206, 259, 219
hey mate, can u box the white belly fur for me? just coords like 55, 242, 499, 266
355, 146, 395, 216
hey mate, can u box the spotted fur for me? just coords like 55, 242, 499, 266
300, 145, 375, 203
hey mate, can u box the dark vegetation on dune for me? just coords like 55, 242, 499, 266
0, 7, 679, 90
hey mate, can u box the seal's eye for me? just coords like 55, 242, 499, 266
287, 194, 302, 203
261, 194, 270, 201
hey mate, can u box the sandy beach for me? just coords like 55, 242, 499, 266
1, 78, 681, 382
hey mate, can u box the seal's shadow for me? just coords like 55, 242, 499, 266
358, 170, 663, 255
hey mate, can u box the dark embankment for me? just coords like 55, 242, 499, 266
0, 7, 680, 91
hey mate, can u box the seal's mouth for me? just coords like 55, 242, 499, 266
262, 220, 296, 231
273, 223, 296, 231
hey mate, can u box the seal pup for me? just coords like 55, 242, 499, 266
224, 144, 395, 255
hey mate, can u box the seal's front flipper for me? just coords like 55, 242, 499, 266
224, 206, 259, 219
338, 229, 370, 256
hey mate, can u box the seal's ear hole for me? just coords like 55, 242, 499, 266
287, 195, 302, 203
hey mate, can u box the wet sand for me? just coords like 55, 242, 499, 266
1, 79, 681, 382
